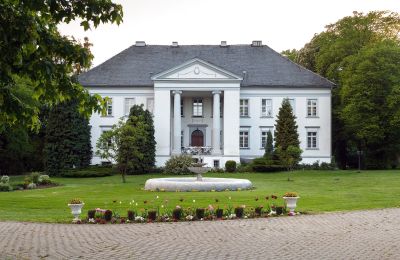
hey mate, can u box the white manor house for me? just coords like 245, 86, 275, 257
79, 41, 334, 167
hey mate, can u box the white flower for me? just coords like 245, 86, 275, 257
156, 195, 159, 199
119, 201, 122, 204
161, 205, 164, 208
186, 215, 194, 220
135, 203, 138, 206
228, 196, 231, 200
135, 216, 144, 222
193, 200, 196, 203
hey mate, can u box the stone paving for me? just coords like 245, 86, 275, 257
1, 208, 400, 260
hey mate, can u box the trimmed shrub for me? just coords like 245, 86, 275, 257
127, 210, 135, 221
216, 208, 224, 218
252, 164, 286, 173
104, 210, 113, 221
225, 160, 237, 172
0, 183, 13, 192
1, 175, 10, 184
88, 210, 96, 219
148, 210, 157, 221
234, 207, 244, 218
38, 175, 51, 185
31, 172, 40, 184
61, 166, 117, 178
172, 207, 183, 220
195, 208, 205, 220
163, 155, 193, 175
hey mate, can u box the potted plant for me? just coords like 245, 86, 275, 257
68, 198, 85, 223
283, 192, 300, 216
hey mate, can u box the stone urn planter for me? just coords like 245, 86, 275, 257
68, 199, 84, 223
283, 195, 299, 216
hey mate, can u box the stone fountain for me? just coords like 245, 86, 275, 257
144, 152, 253, 192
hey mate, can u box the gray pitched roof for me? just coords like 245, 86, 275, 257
78, 44, 334, 88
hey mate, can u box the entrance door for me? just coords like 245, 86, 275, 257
191, 129, 204, 146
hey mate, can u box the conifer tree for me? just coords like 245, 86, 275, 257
44, 100, 92, 175
264, 131, 274, 159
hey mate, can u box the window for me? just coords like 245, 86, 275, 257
240, 99, 249, 117
181, 130, 184, 148
193, 98, 203, 117
102, 98, 113, 116
146, 98, 154, 114
260, 129, 273, 148
288, 99, 295, 111
261, 99, 272, 117
124, 98, 135, 116
307, 131, 318, 149
307, 99, 318, 117
213, 160, 220, 168
239, 130, 249, 148
181, 99, 184, 117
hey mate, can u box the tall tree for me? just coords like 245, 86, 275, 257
0, 0, 123, 132
274, 99, 302, 177
281, 49, 299, 62
295, 11, 400, 168
340, 40, 400, 168
44, 100, 92, 175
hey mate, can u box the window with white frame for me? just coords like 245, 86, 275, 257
124, 98, 135, 116
100, 127, 113, 148
239, 130, 249, 148
307, 130, 318, 149
146, 98, 154, 114
213, 160, 220, 168
193, 98, 203, 117
261, 99, 272, 117
307, 99, 318, 117
240, 99, 249, 117
102, 98, 113, 116
260, 128, 273, 148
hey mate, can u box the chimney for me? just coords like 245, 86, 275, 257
171, 41, 179, 47
251, 40, 262, 47
135, 41, 146, 47
220, 41, 227, 47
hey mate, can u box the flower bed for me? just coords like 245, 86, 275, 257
72, 193, 301, 224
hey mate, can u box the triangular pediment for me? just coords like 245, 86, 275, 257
151, 58, 242, 81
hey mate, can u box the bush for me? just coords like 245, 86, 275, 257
225, 160, 237, 172
27, 183, 37, 189
88, 210, 96, 219
1, 175, 10, 184
104, 210, 113, 221
163, 155, 193, 175
216, 208, 224, 218
148, 210, 157, 221
31, 172, 40, 184
252, 164, 286, 173
236, 163, 252, 173
172, 207, 183, 220
127, 210, 135, 221
0, 183, 13, 192
195, 208, 205, 220
38, 175, 51, 185
61, 166, 117, 178
234, 206, 244, 218
255, 206, 263, 216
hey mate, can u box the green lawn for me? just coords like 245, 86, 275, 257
1, 170, 400, 223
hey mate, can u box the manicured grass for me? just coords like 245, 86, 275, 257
1, 170, 400, 223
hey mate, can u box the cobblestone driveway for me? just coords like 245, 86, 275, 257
1, 208, 399, 260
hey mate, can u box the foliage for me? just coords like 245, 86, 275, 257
275, 146, 303, 172
216, 208, 224, 218
147, 210, 157, 221
27, 183, 36, 189
264, 131, 274, 159
1, 176, 9, 184
61, 166, 116, 178
225, 160, 237, 172
69, 198, 83, 204
340, 40, 400, 168
88, 210, 96, 219
127, 210, 135, 221
31, 172, 40, 184
44, 100, 92, 176
295, 11, 400, 169
0, 0, 123, 132
38, 175, 51, 185
281, 49, 299, 62
163, 155, 193, 175
0, 183, 13, 192
172, 207, 183, 220
283, 192, 299, 197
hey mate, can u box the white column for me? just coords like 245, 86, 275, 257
172, 90, 182, 154
212, 91, 221, 154
154, 89, 171, 164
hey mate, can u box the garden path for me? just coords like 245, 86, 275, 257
1, 208, 399, 259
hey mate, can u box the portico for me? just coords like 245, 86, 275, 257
152, 58, 242, 166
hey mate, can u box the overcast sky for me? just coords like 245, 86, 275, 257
58, 0, 400, 67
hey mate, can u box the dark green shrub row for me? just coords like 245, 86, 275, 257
61, 166, 117, 178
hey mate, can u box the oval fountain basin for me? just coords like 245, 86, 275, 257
144, 177, 253, 192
